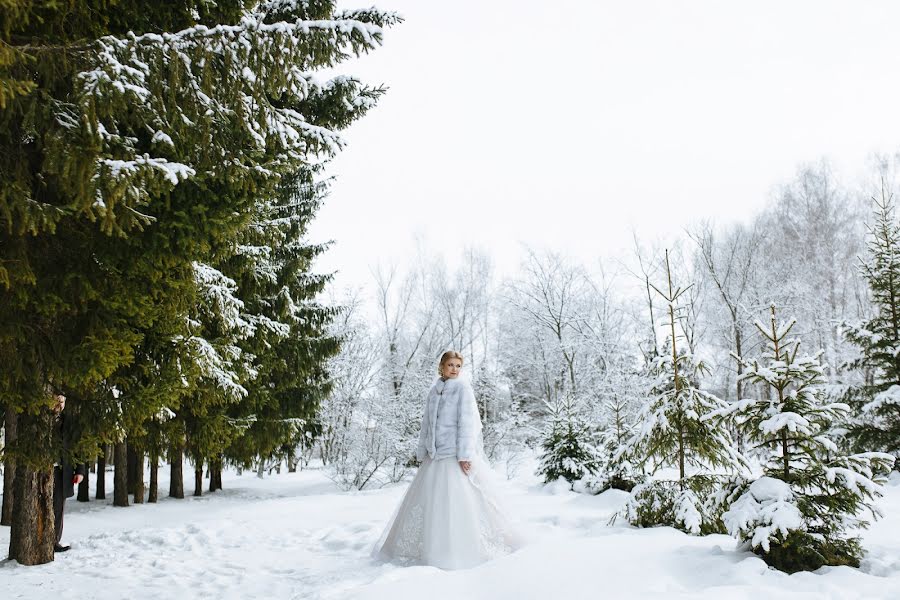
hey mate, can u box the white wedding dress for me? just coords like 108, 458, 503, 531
372, 454, 525, 570
372, 376, 525, 570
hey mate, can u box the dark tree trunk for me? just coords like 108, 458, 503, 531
169, 443, 184, 499
287, 449, 297, 473
96, 451, 106, 500
193, 467, 202, 497
148, 451, 158, 503
209, 461, 222, 492
8, 409, 55, 565
126, 444, 138, 495
8, 463, 54, 565
113, 442, 129, 507
132, 449, 144, 504
76, 462, 90, 502
1, 406, 17, 526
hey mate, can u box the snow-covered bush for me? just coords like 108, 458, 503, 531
624, 476, 728, 535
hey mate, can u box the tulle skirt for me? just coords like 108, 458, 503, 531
372, 455, 525, 570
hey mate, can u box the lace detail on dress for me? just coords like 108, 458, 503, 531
392, 502, 424, 561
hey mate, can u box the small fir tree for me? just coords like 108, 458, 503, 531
586, 357, 643, 493
710, 305, 895, 572
537, 395, 600, 487
622, 250, 745, 535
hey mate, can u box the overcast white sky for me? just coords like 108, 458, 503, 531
309, 0, 900, 290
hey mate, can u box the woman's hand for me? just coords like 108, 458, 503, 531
459, 460, 471, 475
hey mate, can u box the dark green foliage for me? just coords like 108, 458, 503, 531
755, 530, 861, 574
220, 168, 341, 470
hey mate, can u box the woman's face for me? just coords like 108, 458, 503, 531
441, 358, 462, 379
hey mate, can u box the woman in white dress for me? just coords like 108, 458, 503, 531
372, 351, 525, 570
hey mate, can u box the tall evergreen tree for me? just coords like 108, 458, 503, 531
844, 186, 900, 456
222, 168, 341, 473
0, 0, 399, 564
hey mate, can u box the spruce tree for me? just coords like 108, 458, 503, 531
623, 251, 745, 535
537, 395, 600, 487
222, 168, 341, 473
1, 1, 399, 564
588, 360, 643, 493
712, 305, 895, 572
845, 186, 900, 456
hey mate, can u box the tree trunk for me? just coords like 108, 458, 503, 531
8, 462, 54, 565
734, 325, 745, 453
209, 461, 222, 492
96, 451, 106, 500
76, 462, 90, 502
1, 406, 17, 526
132, 449, 144, 504
113, 442, 129, 507
8, 408, 55, 565
257, 458, 265, 479
193, 467, 202, 497
126, 444, 138, 495
148, 451, 158, 503
287, 451, 297, 473
213, 463, 223, 491
169, 444, 184, 499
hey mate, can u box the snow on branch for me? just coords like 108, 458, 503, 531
75, 7, 398, 229
187, 335, 249, 399
193, 262, 253, 337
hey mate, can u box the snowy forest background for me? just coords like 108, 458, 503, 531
318, 158, 900, 573
1, 0, 900, 586
323, 158, 887, 490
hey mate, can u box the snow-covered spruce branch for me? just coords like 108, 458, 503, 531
75, 8, 398, 229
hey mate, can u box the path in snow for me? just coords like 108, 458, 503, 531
1, 460, 899, 600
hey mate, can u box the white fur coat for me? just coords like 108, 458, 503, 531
415, 376, 483, 462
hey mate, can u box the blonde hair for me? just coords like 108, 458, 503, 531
438, 350, 464, 376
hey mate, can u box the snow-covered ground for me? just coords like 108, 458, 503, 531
2, 459, 899, 600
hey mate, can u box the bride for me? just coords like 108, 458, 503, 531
372, 351, 525, 570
